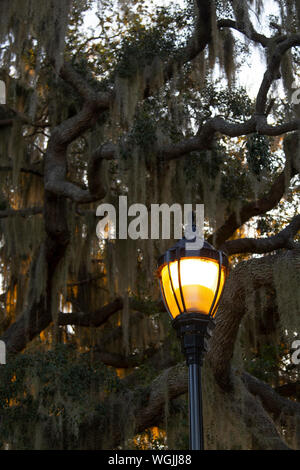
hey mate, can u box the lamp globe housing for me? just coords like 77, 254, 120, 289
157, 237, 229, 365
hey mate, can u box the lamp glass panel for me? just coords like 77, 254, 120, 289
161, 263, 182, 318
161, 257, 226, 319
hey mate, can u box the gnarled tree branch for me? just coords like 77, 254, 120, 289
220, 214, 300, 255
209, 146, 298, 248
58, 297, 123, 327
207, 247, 300, 388
0, 206, 43, 219
44, 62, 111, 203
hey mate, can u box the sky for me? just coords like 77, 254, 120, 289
82, 0, 282, 98
237, 0, 282, 97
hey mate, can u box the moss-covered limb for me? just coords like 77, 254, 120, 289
154, 29, 300, 162
160, 116, 256, 161
207, 248, 300, 389
0, 345, 122, 449
59, 62, 111, 110
129, 297, 164, 315
1, 292, 161, 353
56, 364, 186, 449
58, 293, 164, 326
85, 344, 161, 369
157, 27, 300, 162
0, 104, 47, 128
218, 1, 298, 49
0, 347, 294, 450
0, 163, 44, 177
275, 381, 300, 398
86, 111, 298, 166
161, 115, 300, 162
0, 118, 14, 127
62, 1, 212, 172
217, 18, 271, 47
220, 214, 300, 255
0, 244, 49, 353
44, 62, 111, 204
133, 362, 188, 434
208, 148, 299, 248
100, 312, 151, 349
114, 0, 213, 102
45, 3, 299, 193
58, 297, 123, 327
87, 142, 116, 196
1, 293, 121, 354
85, 112, 298, 172
134, 363, 294, 450
0, 206, 43, 219
44, 107, 106, 203
0, 298, 50, 354
232, 374, 291, 450
160, 0, 213, 84
90, 142, 117, 162
256, 33, 300, 115
67, 274, 105, 287
242, 371, 300, 420
83, 362, 292, 449
163, 113, 299, 159
88, 361, 188, 448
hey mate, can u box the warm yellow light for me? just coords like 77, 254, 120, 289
160, 257, 226, 319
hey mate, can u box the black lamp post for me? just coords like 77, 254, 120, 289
157, 236, 228, 450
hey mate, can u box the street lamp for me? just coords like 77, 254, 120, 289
157, 236, 229, 450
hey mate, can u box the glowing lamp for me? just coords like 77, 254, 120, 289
157, 239, 228, 320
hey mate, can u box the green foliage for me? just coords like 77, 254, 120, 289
217, 88, 253, 120
128, 103, 157, 150
184, 146, 223, 183
0, 345, 122, 449
244, 344, 287, 383
132, 427, 167, 450
256, 215, 284, 236
0, 198, 7, 211
114, 6, 188, 79
246, 134, 272, 176
192, 83, 253, 124
220, 164, 252, 202
115, 27, 175, 79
